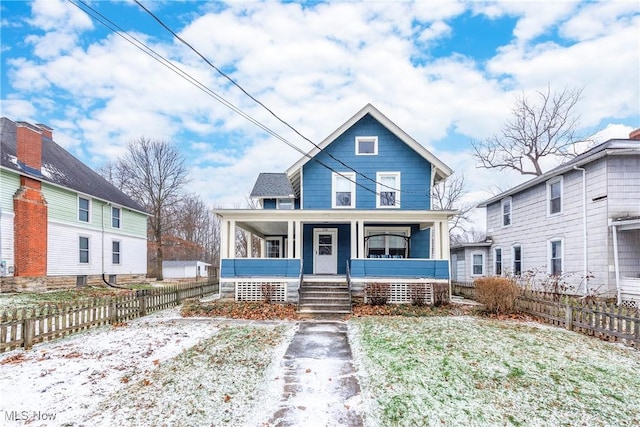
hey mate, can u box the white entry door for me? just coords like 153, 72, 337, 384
314, 229, 337, 274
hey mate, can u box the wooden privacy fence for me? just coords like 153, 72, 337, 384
0, 282, 217, 353
452, 282, 640, 348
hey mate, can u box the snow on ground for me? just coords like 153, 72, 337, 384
0, 307, 297, 426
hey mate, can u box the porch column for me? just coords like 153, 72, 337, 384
247, 231, 253, 258
260, 237, 266, 259
287, 220, 294, 259
220, 219, 229, 259
357, 220, 365, 259
295, 220, 302, 259
440, 220, 450, 260
433, 220, 442, 259
350, 220, 357, 258
229, 220, 236, 259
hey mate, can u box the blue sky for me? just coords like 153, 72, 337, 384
1, 0, 639, 230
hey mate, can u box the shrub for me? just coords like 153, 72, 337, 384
432, 283, 450, 307
261, 283, 276, 303
365, 283, 390, 305
474, 276, 519, 314
409, 284, 428, 306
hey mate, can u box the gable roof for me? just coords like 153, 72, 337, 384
250, 172, 295, 198
0, 117, 147, 214
478, 138, 640, 208
285, 104, 453, 183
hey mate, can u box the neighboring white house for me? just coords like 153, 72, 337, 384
162, 260, 211, 280
475, 130, 640, 307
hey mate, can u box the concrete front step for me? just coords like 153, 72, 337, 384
298, 281, 352, 317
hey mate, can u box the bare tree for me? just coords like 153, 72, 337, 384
432, 173, 473, 234
105, 137, 189, 280
472, 85, 584, 176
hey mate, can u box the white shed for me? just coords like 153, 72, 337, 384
162, 261, 211, 279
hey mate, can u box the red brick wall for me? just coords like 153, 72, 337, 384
14, 177, 48, 277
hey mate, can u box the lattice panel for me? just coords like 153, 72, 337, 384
621, 299, 639, 310
235, 282, 286, 302
389, 283, 410, 303
389, 283, 433, 305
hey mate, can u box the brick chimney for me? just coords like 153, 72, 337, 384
13, 121, 49, 277
629, 129, 640, 140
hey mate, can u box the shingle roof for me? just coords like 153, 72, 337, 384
250, 172, 295, 198
0, 117, 147, 213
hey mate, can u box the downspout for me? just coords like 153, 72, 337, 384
611, 223, 622, 305
101, 202, 125, 289
573, 166, 588, 295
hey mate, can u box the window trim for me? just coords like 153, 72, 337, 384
332, 172, 356, 209
501, 197, 512, 227
512, 244, 522, 276
79, 236, 90, 264
547, 177, 563, 216
355, 136, 378, 156
376, 172, 401, 209
265, 237, 283, 258
471, 251, 484, 276
365, 226, 411, 258
494, 247, 502, 276
78, 196, 91, 223
112, 240, 121, 265
276, 198, 294, 210
548, 238, 563, 276
111, 206, 122, 229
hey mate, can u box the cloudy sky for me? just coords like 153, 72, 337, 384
1, 0, 638, 230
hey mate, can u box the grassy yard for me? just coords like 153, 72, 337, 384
349, 316, 640, 427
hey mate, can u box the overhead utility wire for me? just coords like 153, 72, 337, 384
132, 0, 416, 198
69, 0, 410, 206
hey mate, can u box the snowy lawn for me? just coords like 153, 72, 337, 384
349, 316, 640, 427
0, 307, 296, 426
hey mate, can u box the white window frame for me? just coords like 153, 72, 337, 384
471, 251, 484, 276
494, 247, 502, 276
365, 226, 411, 258
265, 237, 283, 258
332, 172, 356, 208
501, 197, 512, 227
111, 206, 121, 229
512, 244, 522, 276
78, 196, 91, 223
547, 177, 563, 216
112, 240, 121, 265
376, 172, 401, 208
79, 236, 90, 264
277, 198, 294, 210
355, 136, 378, 156
548, 238, 563, 276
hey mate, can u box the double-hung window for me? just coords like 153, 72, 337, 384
332, 172, 355, 208
366, 228, 409, 258
78, 197, 90, 222
79, 236, 89, 263
472, 253, 484, 276
112, 240, 121, 264
549, 240, 562, 276
265, 237, 282, 258
377, 172, 400, 208
355, 136, 378, 155
547, 178, 562, 215
502, 197, 511, 226
494, 248, 502, 275
512, 245, 522, 276
111, 207, 121, 228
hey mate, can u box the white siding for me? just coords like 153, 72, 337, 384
607, 155, 640, 219
0, 209, 14, 276
48, 221, 147, 276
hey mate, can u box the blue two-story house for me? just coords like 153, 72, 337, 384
215, 104, 456, 311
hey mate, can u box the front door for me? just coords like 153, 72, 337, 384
314, 228, 337, 274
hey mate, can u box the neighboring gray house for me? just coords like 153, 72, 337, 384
450, 241, 492, 283
475, 130, 640, 306
162, 260, 211, 280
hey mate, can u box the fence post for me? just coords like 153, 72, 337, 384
109, 300, 117, 323
175, 288, 182, 305
565, 303, 573, 331
23, 318, 35, 350
139, 294, 147, 317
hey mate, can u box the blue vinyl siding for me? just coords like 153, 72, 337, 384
220, 258, 301, 278
349, 259, 449, 279
303, 224, 351, 275
302, 114, 432, 210
410, 226, 431, 258
263, 199, 277, 209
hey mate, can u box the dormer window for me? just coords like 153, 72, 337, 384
277, 198, 294, 210
356, 136, 378, 155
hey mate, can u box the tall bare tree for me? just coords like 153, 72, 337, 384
432, 173, 473, 235
472, 85, 584, 176
102, 138, 189, 280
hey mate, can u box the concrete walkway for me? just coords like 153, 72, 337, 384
267, 321, 364, 427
